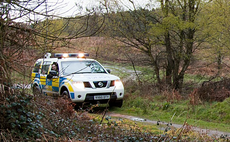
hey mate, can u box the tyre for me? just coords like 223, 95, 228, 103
61, 90, 70, 98
109, 100, 123, 108
32, 85, 41, 95
75, 103, 83, 110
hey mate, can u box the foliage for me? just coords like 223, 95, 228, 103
0, 90, 77, 140
0, 93, 44, 139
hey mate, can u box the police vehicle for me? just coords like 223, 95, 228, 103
31, 53, 124, 107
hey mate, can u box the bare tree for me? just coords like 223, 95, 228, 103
0, 0, 104, 86
102, 0, 205, 92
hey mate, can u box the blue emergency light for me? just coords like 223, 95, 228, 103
54, 53, 89, 59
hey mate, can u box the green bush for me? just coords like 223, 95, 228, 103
0, 92, 80, 140
0, 93, 45, 139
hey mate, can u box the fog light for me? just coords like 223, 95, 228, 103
78, 95, 81, 98
119, 93, 122, 96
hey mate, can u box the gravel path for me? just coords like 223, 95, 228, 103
107, 112, 230, 138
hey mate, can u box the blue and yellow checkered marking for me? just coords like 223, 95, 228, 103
52, 86, 59, 92
32, 74, 75, 99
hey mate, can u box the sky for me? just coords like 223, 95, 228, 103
14, 0, 158, 22
47, 0, 157, 17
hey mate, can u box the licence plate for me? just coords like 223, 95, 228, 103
94, 95, 110, 100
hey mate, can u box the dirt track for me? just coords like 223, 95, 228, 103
107, 112, 230, 138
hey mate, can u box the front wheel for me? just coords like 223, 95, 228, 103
61, 90, 70, 98
109, 100, 123, 108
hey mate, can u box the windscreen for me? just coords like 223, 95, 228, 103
61, 60, 106, 75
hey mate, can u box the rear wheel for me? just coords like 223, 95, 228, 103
32, 85, 41, 95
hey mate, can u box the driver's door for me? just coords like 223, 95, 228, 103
40, 61, 51, 95
47, 63, 59, 96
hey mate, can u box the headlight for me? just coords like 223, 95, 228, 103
72, 81, 85, 89
115, 79, 123, 87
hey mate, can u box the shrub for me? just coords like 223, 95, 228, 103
0, 93, 45, 139
196, 79, 230, 102
0, 90, 78, 140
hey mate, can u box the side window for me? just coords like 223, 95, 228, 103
41, 61, 52, 75
33, 61, 42, 73
51, 62, 59, 72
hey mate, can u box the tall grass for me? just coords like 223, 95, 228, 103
118, 78, 230, 133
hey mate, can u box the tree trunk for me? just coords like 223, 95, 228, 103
165, 31, 174, 87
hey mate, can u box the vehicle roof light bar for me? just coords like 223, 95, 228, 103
54, 53, 89, 59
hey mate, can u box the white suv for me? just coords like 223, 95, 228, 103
31, 53, 124, 107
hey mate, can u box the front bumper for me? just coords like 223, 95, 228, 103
70, 87, 124, 103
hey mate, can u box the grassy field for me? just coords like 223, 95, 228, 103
105, 62, 230, 134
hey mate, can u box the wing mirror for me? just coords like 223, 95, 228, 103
107, 69, 111, 73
